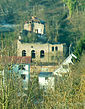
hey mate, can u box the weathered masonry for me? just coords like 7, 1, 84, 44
24, 16, 45, 35
17, 40, 67, 63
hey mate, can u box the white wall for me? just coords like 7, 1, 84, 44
24, 23, 29, 31
39, 76, 55, 90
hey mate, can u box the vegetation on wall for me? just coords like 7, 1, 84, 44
0, 0, 85, 108
0, 53, 85, 108
0, 0, 85, 46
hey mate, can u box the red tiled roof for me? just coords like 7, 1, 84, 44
0, 56, 31, 64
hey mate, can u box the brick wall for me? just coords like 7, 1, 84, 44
30, 65, 58, 74
17, 40, 67, 63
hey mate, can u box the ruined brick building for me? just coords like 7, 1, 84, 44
17, 17, 67, 64
24, 16, 45, 35
17, 40, 67, 63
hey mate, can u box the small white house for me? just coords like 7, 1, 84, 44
10, 64, 30, 90
53, 53, 77, 76
38, 72, 55, 91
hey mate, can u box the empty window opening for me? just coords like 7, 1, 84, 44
31, 46, 33, 48
40, 50, 44, 58
35, 29, 38, 33
22, 50, 26, 56
31, 50, 35, 58
45, 77, 48, 80
18, 65, 25, 70
21, 74, 26, 80
55, 46, 58, 51
52, 47, 54, 51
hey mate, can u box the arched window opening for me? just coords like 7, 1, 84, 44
52, 46, 54, 51
55, 46, 58, 51
22, 50, 26, 56
31, 50, 35, 58
40, 50, 44, 58
21, 74, 26, 80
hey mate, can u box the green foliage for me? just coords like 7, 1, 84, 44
0, 54, 85, 109
58, 19, 75, 45
63, 0, 76, 17
22, 32, 38, 43
74, 37, 85, 59
63, 0, 85, 17
0, 0, 85, 108
0, 69, 41, 109
0, 32, 17, 56
0, 0, 85, 55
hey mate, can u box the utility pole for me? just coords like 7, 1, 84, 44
48, 43, 49, 63
69, 43, 72, 55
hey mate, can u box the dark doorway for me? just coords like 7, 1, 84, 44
55, 46, 58, 51
31, 50, 35, 58
22, 50, 26, 56
52, 47, 54, 51
40, 50, 44, 58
